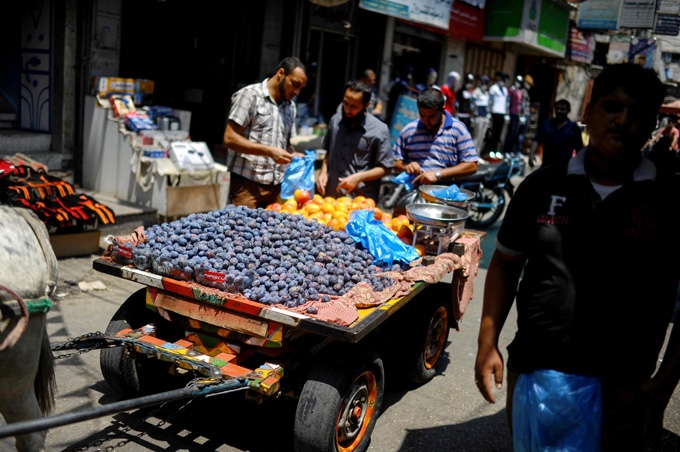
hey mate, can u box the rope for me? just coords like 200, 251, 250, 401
0, 284, 29, 351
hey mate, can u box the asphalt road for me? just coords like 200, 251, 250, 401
2, 210, 680, 451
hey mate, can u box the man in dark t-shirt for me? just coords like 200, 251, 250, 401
529, 99, 584, 168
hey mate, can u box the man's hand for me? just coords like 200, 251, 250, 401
269, 147, 294, 164
474, 343, 505, 404
292, 151, 306, 159
403, 162, 422, 175
337, 174, 361, 194
413, 170, 439, 185
316, 171, 328, 196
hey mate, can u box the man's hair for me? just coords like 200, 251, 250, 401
590, 64, 663, 117
555, 99, 571, 112
277, 57, 306, 76
362, 69, 375, 80
345, 79, 372, 105
417, 88, 445, 110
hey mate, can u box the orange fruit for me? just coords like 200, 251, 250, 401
353, 195, 366, 204
312, 194, 325, 205
305, 203, 321, 214
323, 196, 336, 203
372, 207, 383, 220
321, 202, 335, 214
414, 244, 427, 256
294, 189, 311, 206
364, 197, 376, 209
328, 218, 342, 231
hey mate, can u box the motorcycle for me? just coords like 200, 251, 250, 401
379, 156, 526, 229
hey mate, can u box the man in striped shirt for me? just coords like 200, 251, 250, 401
392, 88, 478, 186
223, 57, 307, 208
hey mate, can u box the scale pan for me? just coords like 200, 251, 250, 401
405, 203, 469, 228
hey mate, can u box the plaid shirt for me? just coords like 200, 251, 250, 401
226, 79, 297, 185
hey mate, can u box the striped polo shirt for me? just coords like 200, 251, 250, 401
226, 79, 297, 185
392, 111, 478, 171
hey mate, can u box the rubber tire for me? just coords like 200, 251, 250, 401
466, 186, 506, 229
293, 352, 385, 452
405, 295, 453, 386
100, 288, 177, 398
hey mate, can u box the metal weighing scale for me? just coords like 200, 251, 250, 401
405, 203, 469, 256
418, 185, 475, 211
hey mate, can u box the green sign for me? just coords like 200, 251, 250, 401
484, 0, 569, 58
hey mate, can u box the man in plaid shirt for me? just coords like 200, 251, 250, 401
224, 57, 308, 208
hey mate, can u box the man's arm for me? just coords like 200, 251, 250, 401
475, 248, 525, 403
414, 161, 478, 185
643, 313, 680, 439
337, 166, 390, 194
223, 120, 293, 164
316, 158, 329, 195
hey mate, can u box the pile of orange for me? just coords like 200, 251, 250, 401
265, 191, 413, 239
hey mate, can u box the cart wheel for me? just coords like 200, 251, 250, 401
405, 296, 452, 386
293, 352, 385, 452
100, 288, 181, 398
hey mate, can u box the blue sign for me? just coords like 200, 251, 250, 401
655, 14, 680, 36
389, 95, 419, 146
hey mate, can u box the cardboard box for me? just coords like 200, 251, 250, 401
49, 230, 102, 258
92, 77, 136, 97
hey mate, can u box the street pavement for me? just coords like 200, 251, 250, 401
1, 177, 680, 451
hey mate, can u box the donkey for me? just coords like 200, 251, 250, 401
0, 206, 57, 452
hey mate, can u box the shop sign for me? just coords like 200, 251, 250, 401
405, 1, 485, 42
389, 95, 419, 146
606, 34, 630, 64
576, 0, 622, 30
658, 0, 680, 14
566, 23, 595, 64
619, 0, 656, 29
484, 0, 570, 58
359, 0, 453, 30
628, 37, 655, 69
654, 14, 680, 36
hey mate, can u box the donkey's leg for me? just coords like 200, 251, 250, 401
0, 315, 47, 452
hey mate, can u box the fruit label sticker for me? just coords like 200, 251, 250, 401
117, 245, 133, 259
203, 271, 226, 284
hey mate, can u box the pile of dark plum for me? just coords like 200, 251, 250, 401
120, 205, 401, 308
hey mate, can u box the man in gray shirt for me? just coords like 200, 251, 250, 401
316, 80, 393, 201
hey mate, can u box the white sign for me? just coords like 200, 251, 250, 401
619, 0, 656, 29
359, 0, 454, 30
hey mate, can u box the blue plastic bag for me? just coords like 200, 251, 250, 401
392, 171, 417, 192
431, 184, 468, 202
513, 369, 602, 452
345, 210, 420, 266
281, 150, 316, 200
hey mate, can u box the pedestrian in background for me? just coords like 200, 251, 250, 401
517, 74, 534, 155
475, 63, 680, 452
456, 73, 476, 132
316, 80, 393, 202
472, 75, 491, 153
386, 64, 416, 127
440, 71, 460, 116
502, 75, 524, 157
653, 115, 679, 152
486, 72, 508, 159
360, 68, 383, 119
528, 99, 584, 168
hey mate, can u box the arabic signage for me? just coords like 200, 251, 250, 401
359, 0, 454, 30
619, 0, 656, 29
406, 1, 485, 42
484, 0, 570, 58
655, 14, 680, 36
567, 23, 595, 64
577, 0, 622, 30
657, 0, 680, 14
